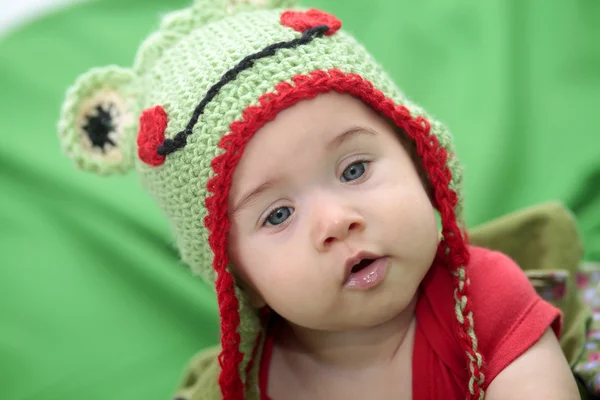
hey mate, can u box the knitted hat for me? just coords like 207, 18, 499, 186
57, 0, 484, 398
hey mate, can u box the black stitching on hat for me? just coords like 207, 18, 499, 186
82, 104, 117, 152
157, 24, 329, 156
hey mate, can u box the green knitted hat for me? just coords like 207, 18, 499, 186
57, 1, 484, 398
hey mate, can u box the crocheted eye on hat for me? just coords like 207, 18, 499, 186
57, 0, 484, 398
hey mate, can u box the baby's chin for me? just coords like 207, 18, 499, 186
280, 291, 418, 334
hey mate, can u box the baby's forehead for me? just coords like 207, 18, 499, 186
246, 93, 387, 146
233, 99, 410, 179
241, 97, 379, 153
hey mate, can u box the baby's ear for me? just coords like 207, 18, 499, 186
58, 66, 139, 175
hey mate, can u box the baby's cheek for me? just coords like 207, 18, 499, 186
380, 188, 438, 259
234, 239, 289, 287
264, 284, 334, 330
226, 231, 262, 286
253, 257, 334, 328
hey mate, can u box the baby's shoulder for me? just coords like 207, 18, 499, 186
466, 245, 537, 297
466, 245, 547, 331
465, 246, 562, 383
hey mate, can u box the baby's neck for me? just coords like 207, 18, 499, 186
276, 297, 417, 370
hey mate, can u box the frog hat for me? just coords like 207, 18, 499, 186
58, 0, 484, 398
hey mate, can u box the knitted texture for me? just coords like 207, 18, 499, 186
138, 105, 168, 166
58, 1, 481, 399
58, 66, 139, 175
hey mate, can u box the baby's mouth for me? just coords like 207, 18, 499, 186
350, 258, 376, 274
343, 253, 390, 289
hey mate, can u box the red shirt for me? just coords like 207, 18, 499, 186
412, 246, 562, 399
260, 246, 562, 399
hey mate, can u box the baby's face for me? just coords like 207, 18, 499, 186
228, 92, 439, 331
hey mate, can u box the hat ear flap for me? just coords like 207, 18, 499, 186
58, 66, 139, 175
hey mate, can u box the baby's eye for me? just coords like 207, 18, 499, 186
265, 207, 293, 226
341, 161, 367, 182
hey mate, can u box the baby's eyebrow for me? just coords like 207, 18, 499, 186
232, 179, 281, 216
326, 126, 378, 151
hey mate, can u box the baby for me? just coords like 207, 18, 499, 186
57, 0, 580, 399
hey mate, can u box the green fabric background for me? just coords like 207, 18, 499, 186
0, 0, 598, 398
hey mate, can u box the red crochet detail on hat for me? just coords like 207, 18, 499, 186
137, 105, 167, 166
205, 69, 481, 400
280, 9, 341, 36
